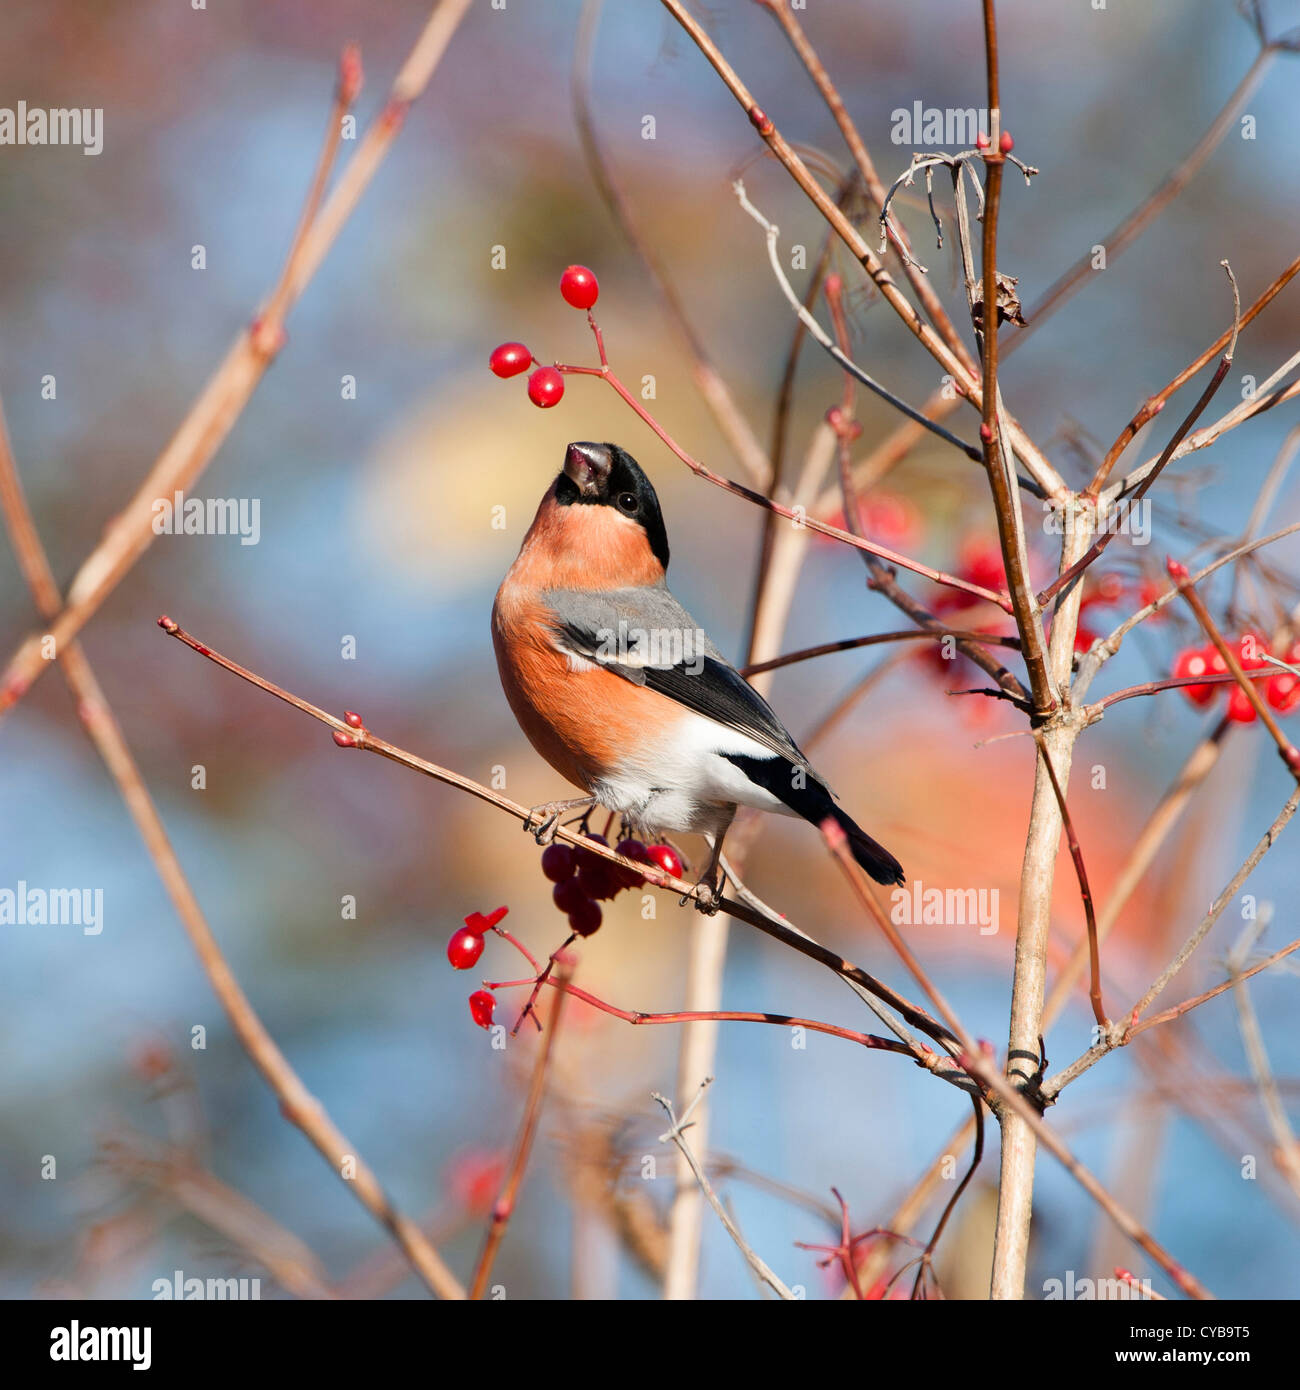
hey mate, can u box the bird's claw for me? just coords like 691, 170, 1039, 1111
523, 807, 563, 845
686, 871, 725, 915
523, 798, 595, 846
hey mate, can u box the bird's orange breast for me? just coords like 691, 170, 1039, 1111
492, 581, 677, 793
492, 484, 681, 792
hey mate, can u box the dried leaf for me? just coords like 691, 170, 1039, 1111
971, 270, 1027, 331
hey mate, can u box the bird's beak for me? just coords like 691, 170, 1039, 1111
563, 442, 612, 498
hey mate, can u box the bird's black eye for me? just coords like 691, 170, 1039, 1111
616, 492, 638, 514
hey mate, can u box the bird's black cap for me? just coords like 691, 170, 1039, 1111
556, 441, 670, 570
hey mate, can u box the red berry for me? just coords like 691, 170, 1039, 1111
447, 927, 485, 970
553, 878, 587, 914
1236, 631, 1271, 670
559, 265, 599, 310
1267, 641, 1300, 715
568, 897, 603, 937
489, 342, 532, 378
527, 366, 564, 408
958, 537, 1005, 595
541, 843, 575, 882
862, 493, 920, 548
999, 130, 1014, 154
975, 131, 990, 150
1172, 645, 1217, 708
1081, 572, 1126, 610
1268, 670, 1300, 715
644, 843, 684, 878
468, 990, 496, 1029
1226, 684, 1258, 724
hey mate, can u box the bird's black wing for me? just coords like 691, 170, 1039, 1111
543, 586, 807, 767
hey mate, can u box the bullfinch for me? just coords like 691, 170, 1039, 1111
492, 441, 904, 898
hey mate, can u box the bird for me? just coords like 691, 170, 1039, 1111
491, 440, 904, 902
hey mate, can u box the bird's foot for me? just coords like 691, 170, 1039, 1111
523, 796, 596, 845
685, 864, 728, 915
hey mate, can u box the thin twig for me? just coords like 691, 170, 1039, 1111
469, 957, 573, 1299
157, 618, 960, 1053
653, 1081, 796, 1300
656, 0, 1065, 501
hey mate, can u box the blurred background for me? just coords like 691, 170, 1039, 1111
1, 0, 1298, 1299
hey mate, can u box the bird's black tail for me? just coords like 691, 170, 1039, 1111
722, 754, 905, 886
822, 804, 905, 886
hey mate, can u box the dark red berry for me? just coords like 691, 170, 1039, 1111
527, 366, 564, 408
568, 897, 602, 937
644, 843, 684, 878
541, 843, 575, 882
469, 990, 496, 1029
447, 927, 485, 970
559, 265, 599, 310
553, 878, 587, 914
577, 861, 618, 901
489, 342, 532, 378
614, 837, 649, 890
574, 832, 609, 868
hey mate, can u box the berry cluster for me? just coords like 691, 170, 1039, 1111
926, 547, 1165, 675
444, 905, 509, 1029
1172, 634, 1300, 721
488, 265, 601, 411
541, 833, 683, 939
